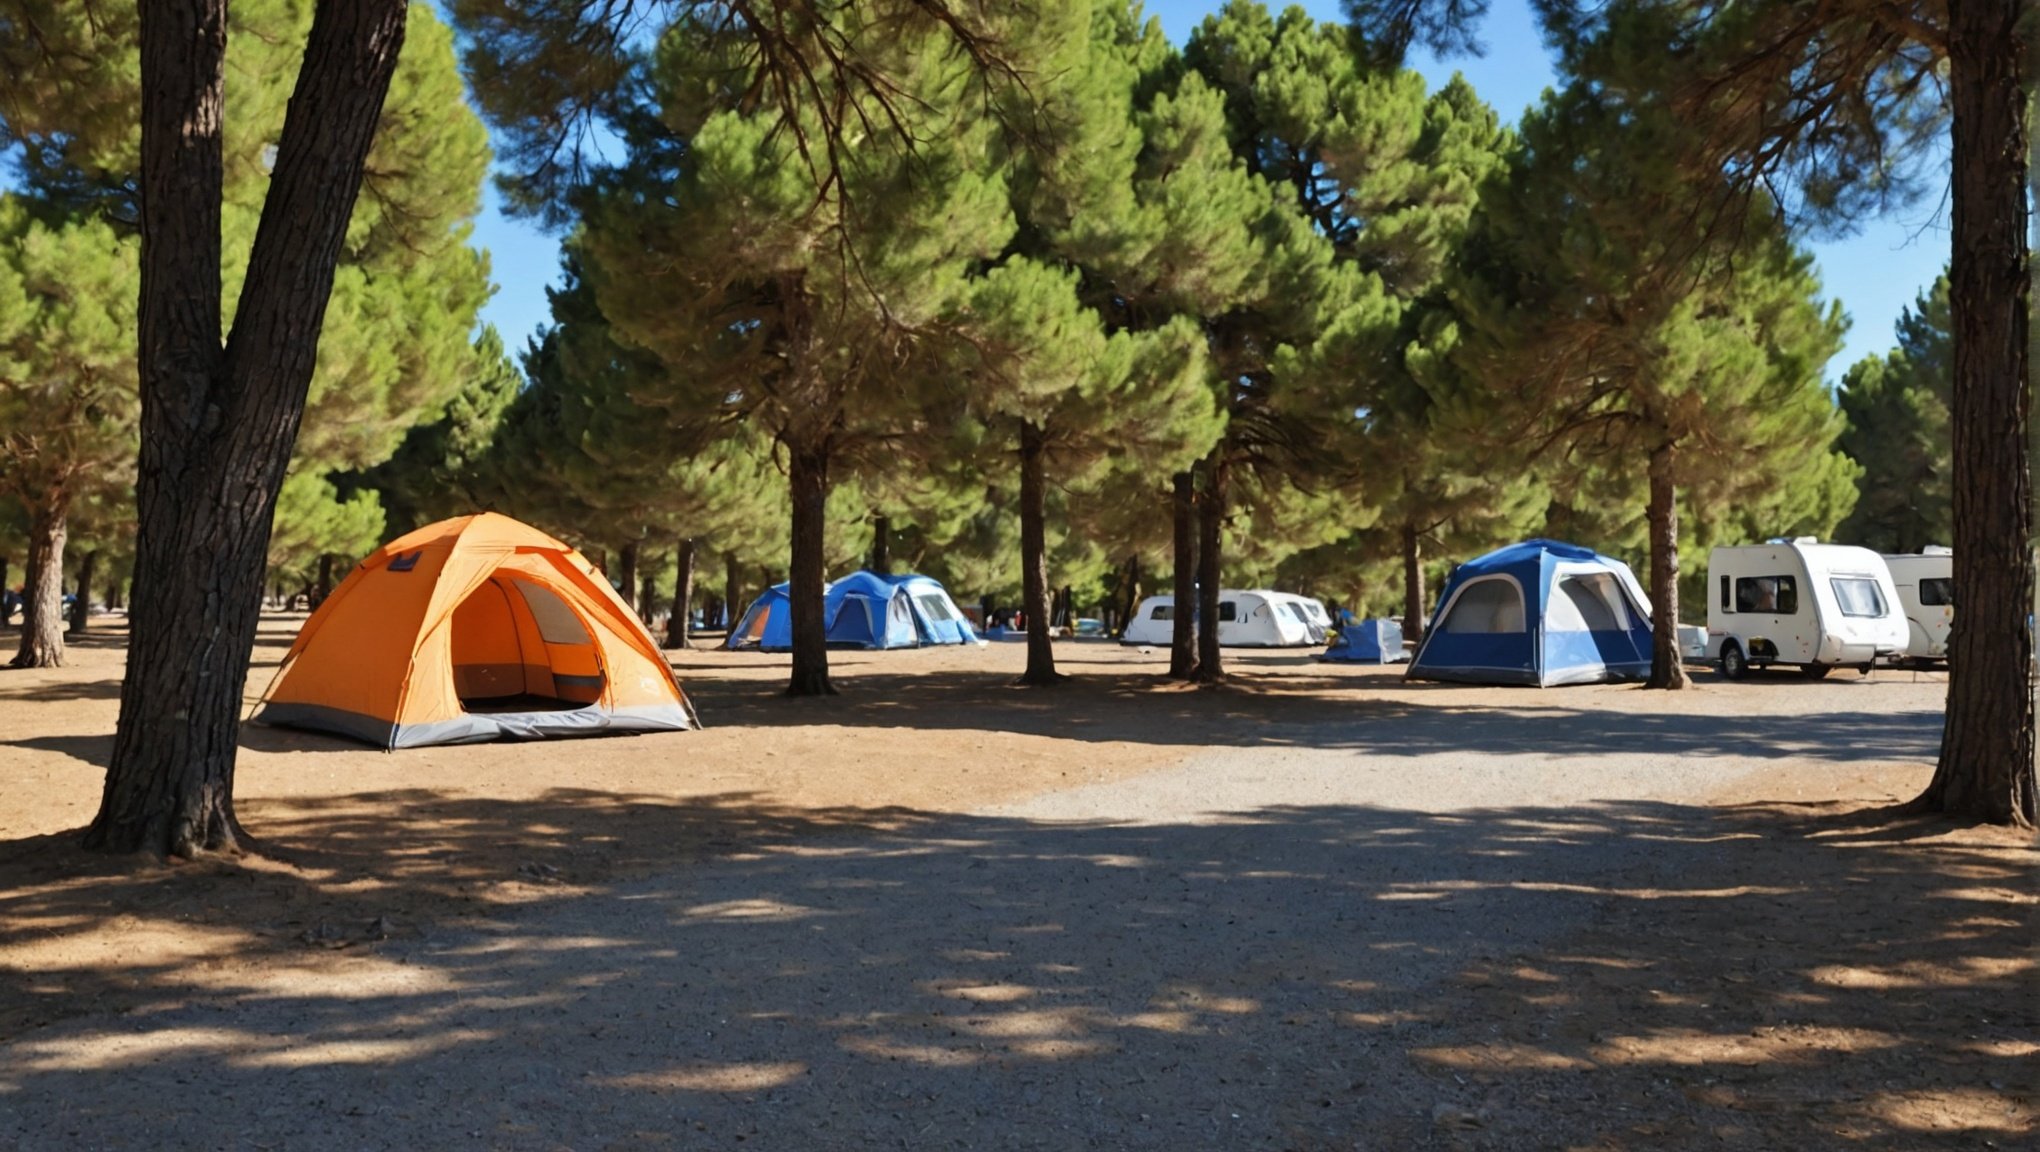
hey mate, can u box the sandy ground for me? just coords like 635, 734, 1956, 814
0, 615, 2032, 1150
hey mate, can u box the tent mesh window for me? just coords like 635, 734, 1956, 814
1548, 574, 1629, 632
1442, 578, 1525, 633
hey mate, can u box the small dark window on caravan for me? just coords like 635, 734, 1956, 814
1919, 578, 1953, 607
1150, 604, 1175, 621
1735, 575, 1797, 615
1720, 575, 1731, 611
1217, 601, 1239, 622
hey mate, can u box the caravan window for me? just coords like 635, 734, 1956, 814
1831, 577, 1887, 618
1149, 604, 1175, 621
1919, 577, 1953, 606
1218, 601, 1239, 622
1442, 577, 1525, 634
1735, 575, 1797, 615
1548, 573, 1629, 632
915, 593, 958, 622
1281, 603, 1309, 623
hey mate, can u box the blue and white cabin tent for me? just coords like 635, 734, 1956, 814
726, 582, 799, 651
1322, 618, 1409, 663
1407, 539, 1654, 686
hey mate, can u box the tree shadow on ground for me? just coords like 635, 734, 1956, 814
676, 667, 1945, 764
0, 793, 2029, 1150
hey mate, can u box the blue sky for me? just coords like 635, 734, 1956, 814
469, 0, 1951, 378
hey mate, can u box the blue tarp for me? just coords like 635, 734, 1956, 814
1322, 619, 1408, 663
1406, 539, 1654, 687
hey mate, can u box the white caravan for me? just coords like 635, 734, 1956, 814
1882, 547, 1954, 663
1705, 538, 1908, 678
1120, 590, 1330, 647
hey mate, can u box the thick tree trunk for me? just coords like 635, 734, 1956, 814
87, 0, 410, 858
723, 550, 742, 630
1117, 554, 1141, 639
617, 539, 641, 613
1017, 422, 1061, 685
870, 514, 890, 574
1195, 457, 1227, 684
1644, 443, 1689, 690
666, 537, 696, 649
1169, 471, 1198, 678
1910, 1, 2035, 826
786, 444, 836, 695
311, 552, 335, 608
68, 549, 99, 635
107, 570, 125, 612
11, 505, 66, 668
1401, 521, 1425, 642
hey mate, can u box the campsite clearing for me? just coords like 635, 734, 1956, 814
1, 617, 2032, 1150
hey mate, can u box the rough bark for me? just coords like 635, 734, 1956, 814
1401, 521, 1425, 642
1169, 471, 1198, 679
1117, 554, 1141, 639
10, 506, 66, 668
1017, 422, 1061, 685
786, 444, 836, 695
1195, 457, 1226, 684
312, 552, 335, 608
86, 0, 411, 858
1644, 442, 1690, 690
723, 550, 742, 632
1909, 0, 2035, 826
666, 537, 696, 649
68, 549, 99, 635
870, 514, 890, 574
617, 538, 641, 613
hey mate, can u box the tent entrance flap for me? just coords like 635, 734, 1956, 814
450, 574, 606, 712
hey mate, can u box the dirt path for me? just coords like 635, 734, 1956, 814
0, 618, 2030, 1149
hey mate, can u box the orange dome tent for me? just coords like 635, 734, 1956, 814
256, 513, 698, 748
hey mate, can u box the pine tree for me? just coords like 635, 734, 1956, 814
1836, 275, 1954, 554
1175, 1, 1442, 681
581, 9, 1021, 695
0, 201, 139, 668
1418, 82, 1849, 689
351, 326, 525, 537
1349, 0, 2031, 826
0, 0, 491, 854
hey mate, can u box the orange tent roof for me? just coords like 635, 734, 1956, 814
257, 513, 697, 748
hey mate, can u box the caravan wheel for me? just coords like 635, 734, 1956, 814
1718, 642, 1749, 681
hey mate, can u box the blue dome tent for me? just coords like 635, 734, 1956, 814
725, 582, 800, 651
730, 572, 982, 652
1406, 540, 1654, 686
887, 573, 983, 646
825, 571, 921, 648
